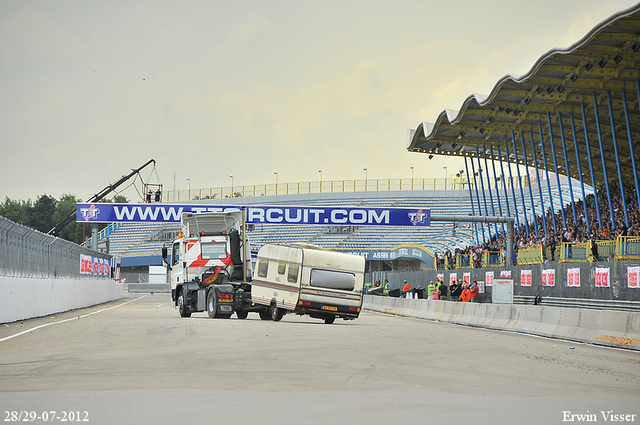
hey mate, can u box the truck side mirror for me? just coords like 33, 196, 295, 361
161, 246, 172, 270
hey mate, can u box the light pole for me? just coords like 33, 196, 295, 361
274, 172, 278, 195
443, 166, 448, 190
410, 166, 414, 190
363, 168, 367, 191
318, 169, 322, 192
230, 175, 234, 197
187, 177, 190, 200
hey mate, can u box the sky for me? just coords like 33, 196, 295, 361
1, 0, 639, 203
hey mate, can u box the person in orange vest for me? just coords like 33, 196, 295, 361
402, 280, 411, 298
459, 283, 471, 302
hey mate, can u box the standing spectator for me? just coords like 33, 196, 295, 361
591, 237, 600, 261
459, 283, 471, 302
439, 281, 449, 301
427, 281, 436, 300
548, 235, 556, 261
433, 286, 440, 300
450, 279, 462, 301
470, 280, 480, 303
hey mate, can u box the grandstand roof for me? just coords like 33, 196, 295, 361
407, 4, 640, 186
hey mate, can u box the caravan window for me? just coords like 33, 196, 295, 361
277, 263, 286, 275
310, 269, 356, 291
257, 260, 268, 278
287, 265, 299, 283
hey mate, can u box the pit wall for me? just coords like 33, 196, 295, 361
363, 295, 640, 351
0, 276, 124, 324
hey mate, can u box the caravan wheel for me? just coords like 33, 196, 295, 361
270, 304, 284, 322
259, 310, 271, 320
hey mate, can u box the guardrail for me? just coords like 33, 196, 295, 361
514, 296, 640, 312
482, 250, 503, 267
456, 254, 471, 268
164, 176, 531, 202
559, 242, 590, 262
617, 236, 640, 260
517, 245, 544, 265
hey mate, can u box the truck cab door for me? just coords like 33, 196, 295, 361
170, 242, 184, 289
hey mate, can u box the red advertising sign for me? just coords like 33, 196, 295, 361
485, 271, 494, 287
520, 269, 532, 287
595, 267, 610, 288
567, 268, 580, 287
542, 269, 555, 287
628, 266, 640, 288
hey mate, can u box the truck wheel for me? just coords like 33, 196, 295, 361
207, 290, 218, 318
324, 316, 335, 324
259, 310, 271, 320
270, 304, 284, 322
236, 310, 248, 320
178, 292, 191, 318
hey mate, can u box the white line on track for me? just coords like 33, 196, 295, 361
0, 295, 146, 343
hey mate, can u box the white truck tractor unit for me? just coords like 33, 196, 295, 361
163, 210, 365, 324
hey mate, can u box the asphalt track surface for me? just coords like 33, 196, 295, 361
1, 294, 639, 425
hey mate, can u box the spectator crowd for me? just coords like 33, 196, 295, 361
437, 181, 640, 268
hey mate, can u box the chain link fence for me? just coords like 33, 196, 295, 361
0, 216, 111, 279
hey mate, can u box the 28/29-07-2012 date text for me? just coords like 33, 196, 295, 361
4, 411, 89, 422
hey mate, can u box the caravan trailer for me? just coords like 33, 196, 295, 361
252, 243, 365, 324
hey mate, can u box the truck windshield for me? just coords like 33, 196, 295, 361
310, 269, 356, 291
201, 242, 228, 260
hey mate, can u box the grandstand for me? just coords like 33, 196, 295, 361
106, 188, 477, 265
101, 174, 590, 272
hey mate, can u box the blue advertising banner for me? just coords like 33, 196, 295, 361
245, 205, 430, 226
76, 203, 431, 227
77, 204, 241, 223
344, 245, 435, 264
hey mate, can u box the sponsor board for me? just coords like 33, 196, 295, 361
76, 204, 431, 227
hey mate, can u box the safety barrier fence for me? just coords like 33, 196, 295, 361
559, 242, 590, 263
439, 238, 640, 270
367, 259, 640, 302
0, 216, 111, 279
617, 236, 640, 259
516, 245, 543, 265
456, 254, 471, 268
362, 295, 640, 350
482, 250, 503, 267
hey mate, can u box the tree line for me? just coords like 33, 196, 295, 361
0, 194, 127, 245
